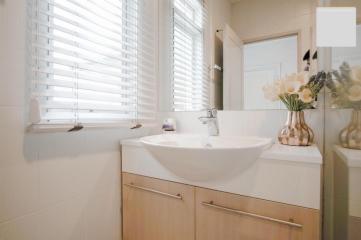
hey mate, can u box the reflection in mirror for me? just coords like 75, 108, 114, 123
214, 0, 317, 111
172, 0, 208, 112
211, 0, 318, 111
160, 0, 317, 111
243, 35, 298, 110
329, 25, 361, 149
324, 19, 361, 240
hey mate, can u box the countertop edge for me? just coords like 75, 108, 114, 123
334, 145, 361, 168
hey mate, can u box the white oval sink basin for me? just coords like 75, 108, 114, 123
141, 134, 272, 181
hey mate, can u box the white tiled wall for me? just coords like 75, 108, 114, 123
0, 1, 324, 240
157, 109, 324, 149
0, 0, 151, 239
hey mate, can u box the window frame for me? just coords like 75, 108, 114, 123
28, 0, 158, 132
170, 0, 209, 112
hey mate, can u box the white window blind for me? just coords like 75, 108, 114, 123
171, 0, 209, 111
30, 0, 156, 128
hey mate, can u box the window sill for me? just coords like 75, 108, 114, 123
27, 122, 157, 133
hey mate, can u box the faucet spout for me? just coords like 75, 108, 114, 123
198, 116, 211, 124
199, 108, 219, 136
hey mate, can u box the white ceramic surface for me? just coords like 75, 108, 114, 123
334, 146, 361, 218
121, 139, 322, 209
140, 134, 272, 181
334, 145, 361, 168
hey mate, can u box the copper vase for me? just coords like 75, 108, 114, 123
339, 109, 361, 150
278, 111, 314, 146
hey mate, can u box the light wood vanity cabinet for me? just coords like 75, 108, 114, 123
122, 173, 320, 240
122, 173, 195, 240
196, 188, 320, 240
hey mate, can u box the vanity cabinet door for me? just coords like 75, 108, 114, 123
122, 173, 195, 240
195, 187, 320, 240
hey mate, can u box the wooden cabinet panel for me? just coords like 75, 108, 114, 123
195, 187, 320, 240
122, 173, 195, 240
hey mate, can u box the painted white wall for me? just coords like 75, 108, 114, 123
230, 0, 316, 72
208, 0, 232, 70
243, 36, 298, 110
208, 0, 232, 109
223, 25, 243, 110
0, 0, 152, 239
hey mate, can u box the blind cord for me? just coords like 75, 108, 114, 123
131, 0, 142, 130
68, 64, 83, 132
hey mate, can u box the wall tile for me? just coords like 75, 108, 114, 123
0, 130, 27, 168
0, 214, 39, 240
36, 157, 76, 208
158, 110, 323, 148
35, 203, 70, 240
62, 197, 86, 240
0, 108, 37, 168
0, 0, 26, 107
0, 1, 325, 240
70, 152, 121, 199
36, 198, 85, 240
83, 185, 120, 240
0, 163, 39, 223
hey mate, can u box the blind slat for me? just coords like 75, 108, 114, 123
33, 68, 136, 86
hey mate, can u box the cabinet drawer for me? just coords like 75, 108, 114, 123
196, 187, 320, 240
122, 173, 195, 240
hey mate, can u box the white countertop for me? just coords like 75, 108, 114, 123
333, 145, 361, 218
334, 145, 361, 168
261, 143, 322, 164
121, 137, 323, 165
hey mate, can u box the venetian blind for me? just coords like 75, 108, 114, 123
171, 0, 209, 111
30, 0, 156, 127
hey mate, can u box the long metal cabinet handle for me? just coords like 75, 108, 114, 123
201, 201, 303, 228
124, 183, 183, 200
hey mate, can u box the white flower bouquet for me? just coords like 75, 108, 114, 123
263, 71, 326, 111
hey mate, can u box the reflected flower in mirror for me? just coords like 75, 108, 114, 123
327, 63, 361, 109
327, 62, 361, 150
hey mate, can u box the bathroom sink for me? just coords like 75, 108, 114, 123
140, 134, 272, 181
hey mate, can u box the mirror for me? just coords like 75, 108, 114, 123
158, 0, 317, 112
210, 0, 317, 110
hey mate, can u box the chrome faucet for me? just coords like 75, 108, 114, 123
199, 108, 219, 136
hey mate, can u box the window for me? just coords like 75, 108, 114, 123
243, 35, 298, 110
171, 0, 208, 111
30, 0, 156, 128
